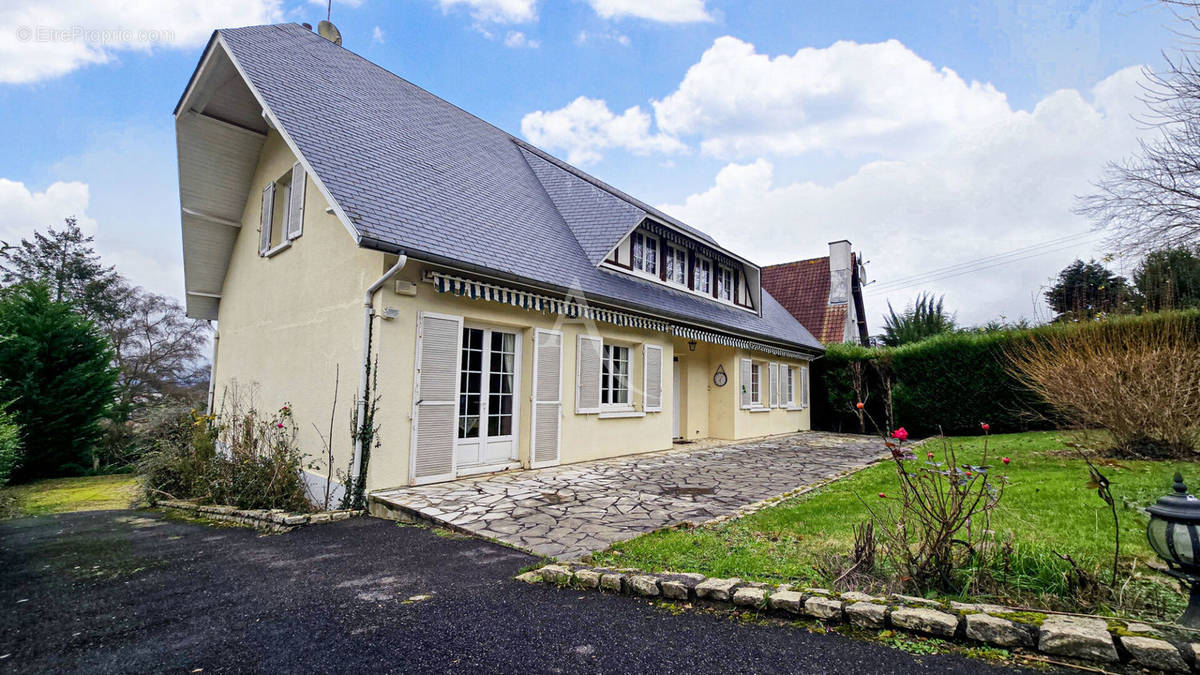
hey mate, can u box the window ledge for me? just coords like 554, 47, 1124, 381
599, 409, 644, 419
748, 406, 770, 413
262, 240, 292, 258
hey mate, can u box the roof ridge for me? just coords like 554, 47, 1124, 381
764, 256, 829, 268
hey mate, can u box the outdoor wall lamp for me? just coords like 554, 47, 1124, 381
688, 340, 697, 352
1148, 472, 1200, 627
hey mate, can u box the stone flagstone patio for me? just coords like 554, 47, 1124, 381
370, 432, 884, 560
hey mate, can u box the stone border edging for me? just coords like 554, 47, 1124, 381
518, 563, 1196, 673
156, 499, 362, 533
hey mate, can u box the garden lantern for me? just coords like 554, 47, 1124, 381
1147, 473, 1200, 627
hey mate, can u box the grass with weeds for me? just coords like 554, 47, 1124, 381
590, 431, 1191, 621
0, 474, 140, 519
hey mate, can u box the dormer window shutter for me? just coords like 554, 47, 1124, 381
576, 334, 602, 414
287, 161, 306, 240
739, 358, 752, 409
259, 182, 274, 256
643, 345, 663, 412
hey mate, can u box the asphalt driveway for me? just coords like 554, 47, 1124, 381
0, 510, 1041, 674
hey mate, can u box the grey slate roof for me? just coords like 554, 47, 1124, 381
216, 23, 821, 352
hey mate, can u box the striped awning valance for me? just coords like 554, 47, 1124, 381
426, 271, 811, 361
427, 271, 669, 332
668, 325, 810, 361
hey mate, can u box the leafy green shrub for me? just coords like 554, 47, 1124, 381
815, 311, 1200, 437
140, 393, 311, 512
0, 407, 21, 486
0, 283, 119, 480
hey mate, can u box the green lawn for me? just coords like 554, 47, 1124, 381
590, 431, 1191, 620
0, 474, 141, 519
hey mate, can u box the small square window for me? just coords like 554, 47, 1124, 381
601, 343, 631, 406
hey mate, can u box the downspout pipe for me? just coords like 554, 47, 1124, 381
350, 255, 408, 486
206, 324, 219, 415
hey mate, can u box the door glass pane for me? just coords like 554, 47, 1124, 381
458, 327, 483, 439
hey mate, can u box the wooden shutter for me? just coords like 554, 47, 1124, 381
259, 182, 274, 256
769, 363, 779, 408
739, 358, 752, 409
531, 329, 562, 468
801, 365, 810, 408
286, 162, 306, 240
576, 334, 602, 414
643, 344, 663, 412
410, 312, 462, 485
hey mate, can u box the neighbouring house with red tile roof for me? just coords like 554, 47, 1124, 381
762, 241, 870, 346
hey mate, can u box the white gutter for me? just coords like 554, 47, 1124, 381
350, 256, 408, 482
206, 325, 219, 415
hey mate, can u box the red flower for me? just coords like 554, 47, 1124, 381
276, 423, 284, 429
878, 492, 886, 498
891, 427, 909, 442
856, 402, 864, 410
927, 452, 934, 459
1002, 457, 1010, 465
965, 471, 972, 477
981, 423, 990, 431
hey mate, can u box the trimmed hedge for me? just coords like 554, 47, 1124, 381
814, 311, 1200, 437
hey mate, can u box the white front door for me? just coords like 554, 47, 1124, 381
672, 359, 681, 439
456, 326, 521, 471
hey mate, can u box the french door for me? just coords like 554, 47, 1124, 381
456, 326, 520, 471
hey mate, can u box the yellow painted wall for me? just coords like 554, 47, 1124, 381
212, 131, 815, 494
212, 129, 384, 496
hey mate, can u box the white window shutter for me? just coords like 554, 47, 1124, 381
259, 182, 274, 256
801, 365, 810, 408
287, 162, 306, 240
643, 344, 663, 412
410, 312, 462, 485
531, 329, 563, 468
769, 363, 779, 408
576, 334, 602, 414
740, 358, 752, 409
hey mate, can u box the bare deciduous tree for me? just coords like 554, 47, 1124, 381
1079, 3, 1200, 252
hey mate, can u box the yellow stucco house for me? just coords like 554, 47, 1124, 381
175, 24, 823, 501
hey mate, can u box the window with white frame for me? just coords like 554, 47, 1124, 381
693, 257, 711, 294
665, 244, 687, 285
631, 232, 658, 276
601, 343, 631, 406
716, 265, 734, 301
750, 362, 762, 406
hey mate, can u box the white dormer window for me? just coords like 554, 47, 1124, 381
665, 244, 686, 285
694, 257, 711, 294
717, 265, 734, 301
632, 232, 657, 276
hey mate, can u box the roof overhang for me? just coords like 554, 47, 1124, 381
174, 29, 361, 320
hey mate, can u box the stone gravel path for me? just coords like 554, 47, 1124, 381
371, 432, 884, 560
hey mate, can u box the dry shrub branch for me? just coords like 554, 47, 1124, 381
1006, 314, 1200, 457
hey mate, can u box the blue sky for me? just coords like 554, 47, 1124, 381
0, 0, 1181, 326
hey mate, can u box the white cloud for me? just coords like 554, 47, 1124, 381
586, 0, 712, 23
0, 179, 96, 242
575, 29, 630, 47
0, 0, 283, 84
437, 0, 536, 24
652, 37, 1013, 159
503, 30, 538, 48
656, 66, 1150, 326
522, 96, 686, 165
371, 25, 384, 44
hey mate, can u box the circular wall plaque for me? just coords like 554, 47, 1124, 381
713, 364, 728, 387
